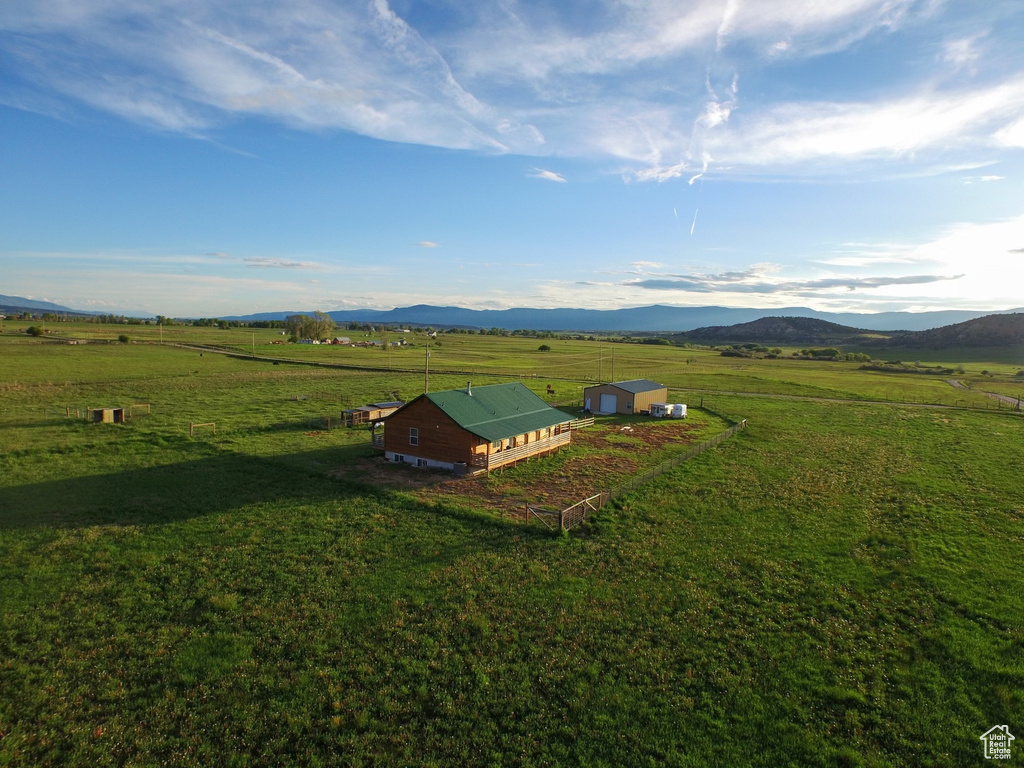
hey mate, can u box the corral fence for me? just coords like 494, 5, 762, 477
526, 419, 747, 532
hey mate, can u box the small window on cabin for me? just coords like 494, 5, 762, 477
492, 440, 502, 452
409, 427, 418, 446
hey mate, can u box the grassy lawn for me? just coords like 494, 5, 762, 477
1, 335, 1022, 766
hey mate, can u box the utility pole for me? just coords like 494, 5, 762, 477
252, 333, 256, 358
424, 344, 430, 393
159, 323, 163, 344
611, 346, 615, 383
598, 347, 603, 383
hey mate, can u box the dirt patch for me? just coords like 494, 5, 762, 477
332, 419, 709, 516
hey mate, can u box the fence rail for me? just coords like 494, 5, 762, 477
568, 416, 595, 430
529, 419, 747, 532
471, 431, 572, 470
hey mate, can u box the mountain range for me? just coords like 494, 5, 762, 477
4, 294, 1022, 334
0, 294, 101, 316
233, 304, 1024, 333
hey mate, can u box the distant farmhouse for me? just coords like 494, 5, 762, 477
583, 379, 668, 415
377, 382, 573, 473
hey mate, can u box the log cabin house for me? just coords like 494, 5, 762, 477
376, 382, 573, 473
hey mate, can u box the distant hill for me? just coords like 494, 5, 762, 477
677, 316, 886, 345
0, 294, 88, 315
883, 313, 1024, 349
0, 295, 148, 318
678, 313, 1024, 351
226, 304, 1020, 333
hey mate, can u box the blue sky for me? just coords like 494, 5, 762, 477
2, 0, 1023, 317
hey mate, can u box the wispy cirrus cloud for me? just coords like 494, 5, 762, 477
4, 0, 1019, 181
243, 256, 325, 269
529, 168, 566, 182
417, 241, 440, 248
705, 79, 1024, 172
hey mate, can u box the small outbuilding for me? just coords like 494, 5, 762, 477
583, 379, 669, 415
90, 407, 125, 424
343, 401, 404, 426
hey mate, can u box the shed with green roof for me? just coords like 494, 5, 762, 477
380, 382, 574, 472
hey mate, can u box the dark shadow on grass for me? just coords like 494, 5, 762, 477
0, 445, 551, 540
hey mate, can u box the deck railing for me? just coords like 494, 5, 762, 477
469, 430, 571, 470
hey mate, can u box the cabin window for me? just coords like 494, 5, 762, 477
491, 440, 503, 453
409, 427, 419, 446
393, 454, 405, 463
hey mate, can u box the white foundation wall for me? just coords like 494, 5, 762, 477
384, 451, 455, 471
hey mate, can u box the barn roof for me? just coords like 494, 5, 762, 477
601, 379, 667, 394
421, 382, 572, 442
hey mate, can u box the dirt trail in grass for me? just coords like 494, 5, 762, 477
948, 378, 1022, 408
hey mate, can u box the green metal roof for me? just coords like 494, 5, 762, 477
423, 382, 572, 442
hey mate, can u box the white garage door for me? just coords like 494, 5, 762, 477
599, 393, 617, 414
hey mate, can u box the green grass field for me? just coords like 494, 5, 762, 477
1, 331, 1022, 766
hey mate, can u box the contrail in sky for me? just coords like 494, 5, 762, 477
689, 176, 704, 235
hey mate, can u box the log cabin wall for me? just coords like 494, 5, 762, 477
384, 397, 480, 464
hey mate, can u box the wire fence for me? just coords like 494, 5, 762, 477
526, 418, 747, 532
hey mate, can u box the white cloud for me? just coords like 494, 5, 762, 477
417, 241, 440, 248
942, 34, 985, 71
529, 168, 567, 182
243, 257, 325, 269
994, 116, 1024, 148
1, 0, 1020, 182
711, 79, 1024, 170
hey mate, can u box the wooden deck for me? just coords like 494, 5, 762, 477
470, 431, 571, 471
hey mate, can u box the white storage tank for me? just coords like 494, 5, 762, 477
670, 404, 687, 419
